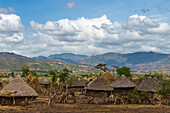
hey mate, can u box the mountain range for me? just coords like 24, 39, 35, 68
38, 51, 169, 68
0, 51, 169, 72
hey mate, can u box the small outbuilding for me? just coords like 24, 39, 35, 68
86, 76, 113, 97
136, 76, 161, 93
63, 76, 85, 92
110, 75, 136, 94
39, 77, 51, 88
0, 74, 38, 105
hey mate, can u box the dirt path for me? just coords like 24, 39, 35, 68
0, 104, 170, 113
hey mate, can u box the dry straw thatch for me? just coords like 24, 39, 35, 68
110, 75, 136, 88
136, 76, 161, 92
69, 76, 85, 87
87, 76, 113, 91
25, 74, 43, 93
0, 74, 38, 97
63, 76, 85, 87
39, 77, 51, 85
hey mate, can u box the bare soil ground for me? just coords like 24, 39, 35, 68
0, 104, 169, 113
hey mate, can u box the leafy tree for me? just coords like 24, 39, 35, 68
30, 70, 38, 77
49, 69, 58, 85
156, 80, 170, 104
95, 63, 109, 72
116, 66, 132, 78
152, 71, 164, 78
67, 76, 74, 86
20, 65, 30, 77
43, 73, 49, 77
58, 68, 72, 83
102, 72, 115, 84
11, 71, 14, 77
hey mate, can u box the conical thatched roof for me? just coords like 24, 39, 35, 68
136, 76, 161, 92
39, 77, 51, 85
63, 76, 85, 87
87, 76, 113, 91
70, 76, 85, 87
0, 74, 38, 97
110, 75, 136, 88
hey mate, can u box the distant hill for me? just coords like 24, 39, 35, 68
131, 56, 170, 70
79, 52, 126, 66
0, 51, 169, 71
78, 51, 169, 67
122, 51, 169, 65
48, 53, 88, 61
0, 61, 95, 73
0, 52, 34, 62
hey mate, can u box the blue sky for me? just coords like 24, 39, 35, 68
0, 0, 170, 57
1, 0, 170, 26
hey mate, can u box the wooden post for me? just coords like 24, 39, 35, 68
114, 95, 118, 105
48, 94, 56, 107
12, 96, 15, 106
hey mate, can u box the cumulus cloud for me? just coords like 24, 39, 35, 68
0, 7, 15, 14
0, 13, 24, 51
64, 2, 76, 9
0, 13, 170, 57
27, 14, 170, 56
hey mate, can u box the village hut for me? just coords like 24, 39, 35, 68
136, 76, 161, 93
39, 77, 51, 88
0, 74, 38, 105
63, 76, 85, 92
110, 75, 136, 94
86, 76, 113, 97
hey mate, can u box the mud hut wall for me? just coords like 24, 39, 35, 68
113, 88, 135, 94
63, 86, 85, 92
40, 84, 50, 89
86, 90, 111, 97
0, 97, 36, 106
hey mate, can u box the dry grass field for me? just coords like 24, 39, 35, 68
0, 104, 169, 113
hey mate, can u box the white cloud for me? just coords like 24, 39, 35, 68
64, 2, 76, 9
27, 14, 170, 56
0, 14, 24, 49
0, 14, 170, 57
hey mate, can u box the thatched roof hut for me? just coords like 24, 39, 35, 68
136, 76, 161, 93
86, 76, 113, 98
0, 74, 38, 97
63, 76, 85, 92
110, 75, 136, 88
87, 76, 113, 91
0, 74, 38, 105
110, 75, 136, 94
39, 77, 51, 85
69, 76, 85, 87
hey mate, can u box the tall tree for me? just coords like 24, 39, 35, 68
30, 70, 38, 77
95, 63, 109, 72
49, 69, 58, 85
20, 65, 30, 77
116, 66, 132, 79
58, 68, 72, 83
156, 80, 170, 104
